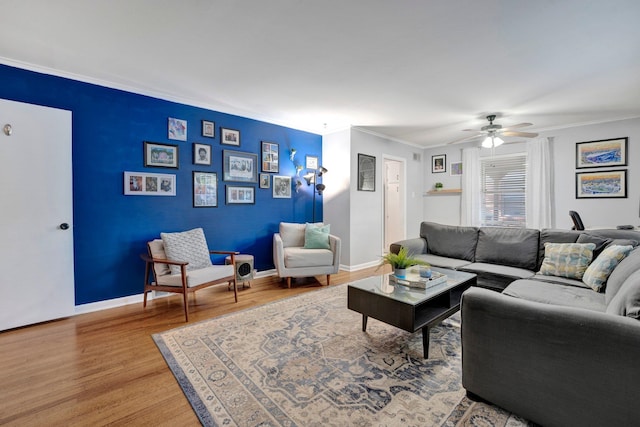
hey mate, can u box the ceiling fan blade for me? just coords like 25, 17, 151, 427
501, 122, 532, 131
501, 131, 538, 138
447, 133, 483, 145
462, 128, 480, 132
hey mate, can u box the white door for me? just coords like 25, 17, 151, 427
0, 98, 74, 331
384, 158, 405, 252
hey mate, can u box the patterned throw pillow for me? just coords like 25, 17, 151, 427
304, 223, 331, 249
160, 228, 212, 275
582, 245, 633, 292
539, 242, 596, 280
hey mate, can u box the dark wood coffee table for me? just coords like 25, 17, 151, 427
347, 267, 476, 358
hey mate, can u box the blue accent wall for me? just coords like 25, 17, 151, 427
0, 64, 322, 305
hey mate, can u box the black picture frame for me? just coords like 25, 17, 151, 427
261, 141, 279, 173
357, 153, 376, 191
220, 127, 240, 146
201, 120, 215, 138
193, 143, 212, 166
222, 150, 258, 183
432, 154, 446, 173
193, 171, 218, 207
143, 141, 179, 169
575, 137, 628, 169
226, 185, 255, 204
576, 169, 627, 199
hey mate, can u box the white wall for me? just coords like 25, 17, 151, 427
422, 117, 640, 229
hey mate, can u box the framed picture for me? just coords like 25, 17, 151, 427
259, 173, 270, 189
576, 169, 627, 199
450, 162, 463, 176
222, 149, 258, 182
273, 175, 292, 198
432, 154, 446, 173
576, 137, 628, 169
226, 185, 255, 204
357, 153, 376, 191
193, 143, 212, 166
221, 127, 240, 146
306, 155, 318, 170
123, 171, 176, 196
261, 141, 279, 172
168, 117, 187, 141
201, 120, 215, 138
193, 171, 217, 207
144, 141, 179, 169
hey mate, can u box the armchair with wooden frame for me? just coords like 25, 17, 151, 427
141, 228, 238, 321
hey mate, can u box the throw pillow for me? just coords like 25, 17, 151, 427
539, 242, 596, 280
304, 223, 331, 249
582, 245, 633, 292
160, 228, 212, 275
576, 234, 612, 259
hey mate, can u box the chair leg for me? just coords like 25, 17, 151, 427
287, 277, 291, 288
326, 275, 331, 287
232, 278, 238, 303
183, 292, 189, 322
143, 289, 148, 307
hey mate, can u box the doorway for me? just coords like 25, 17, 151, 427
383, 157, 406, 253
0, 98, 74, 331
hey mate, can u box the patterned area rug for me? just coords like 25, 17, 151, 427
153, 284, 533, 426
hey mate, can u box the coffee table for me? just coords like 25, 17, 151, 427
347, 267, 476, 358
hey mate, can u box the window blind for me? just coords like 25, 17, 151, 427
480, 153, 527, 228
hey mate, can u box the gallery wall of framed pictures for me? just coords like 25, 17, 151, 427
575, 137, 628, 199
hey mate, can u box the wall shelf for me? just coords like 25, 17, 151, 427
424, 189, 462, 196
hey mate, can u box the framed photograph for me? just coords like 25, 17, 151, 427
221, 127, 240, 146
226, 185, 255, 204
576, 137, 628, 169
259, 173, 271, 189
306, 155, 318, 170
124, 171, 176, 196
144, 141, 179, 169
222, 149, 258, 182
576, 169, 627, 199
450, 162, 463, 176
201, 120, 215, 138
432, 154, 446, 173
193, 171, 217, 207
261, 141, 279, 173
273, 175, 292, 198
357, 153, 376, 191
193, 143, 212, 166
168, 117, 187, 141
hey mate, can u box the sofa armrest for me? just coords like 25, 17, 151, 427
461, 287, 640, 427
329, 234, 342, 269
389, 237, 427, 256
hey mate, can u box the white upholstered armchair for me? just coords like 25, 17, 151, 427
273, 222, 341, 288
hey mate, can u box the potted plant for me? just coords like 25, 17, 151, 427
434, 182, 443, 191
380, 247, 430, 277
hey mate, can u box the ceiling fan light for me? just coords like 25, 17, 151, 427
482, 136, 493, 148
493, 137, 504, 147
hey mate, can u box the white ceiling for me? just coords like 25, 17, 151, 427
1, 0, 640, 147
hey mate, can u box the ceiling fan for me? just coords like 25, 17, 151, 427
447, 115, 538, 147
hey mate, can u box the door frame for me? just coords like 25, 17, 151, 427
382, 155, 407, 254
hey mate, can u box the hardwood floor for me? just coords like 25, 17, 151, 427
0, 267, 386, 426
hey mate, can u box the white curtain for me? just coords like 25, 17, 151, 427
525, 137, 553, 229
461, 147, 481, 226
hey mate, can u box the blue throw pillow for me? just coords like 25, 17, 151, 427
304, 223, 331, 249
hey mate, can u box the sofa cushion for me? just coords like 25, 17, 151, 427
420, 222, 478, 262
280, 222, 307, 248
576, 234, 611, 259
459, 262, 535, 280
304, 223, 331, 249
504, 279, 606, 312
413, 254, 472, 270
539, 242, 595, 280
582, 245, 633, 292
148, 239, 171, 277
606, 269, 640, 318
283, 247, 333, 268
160, 228, 212, 275
605, 247, 640, 304
530, 273, 591, 290
475, 227, 539, 270
537, 229, 581, 270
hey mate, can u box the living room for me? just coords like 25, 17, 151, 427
2, 1, 640, 425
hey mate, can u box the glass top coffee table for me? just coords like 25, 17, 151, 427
347, 267, 476, 358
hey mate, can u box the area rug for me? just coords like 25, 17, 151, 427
153, 284, 533, 426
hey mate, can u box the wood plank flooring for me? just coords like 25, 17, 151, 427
0, 267, 387, 426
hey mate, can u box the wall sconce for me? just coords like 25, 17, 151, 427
295, 180, 302, 193
290, 148, 297, 161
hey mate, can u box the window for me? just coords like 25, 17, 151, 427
480, 153, 527, 227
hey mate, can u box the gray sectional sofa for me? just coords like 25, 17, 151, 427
391, 222, 640, 426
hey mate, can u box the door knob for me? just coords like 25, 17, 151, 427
59, 223, 70, 230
